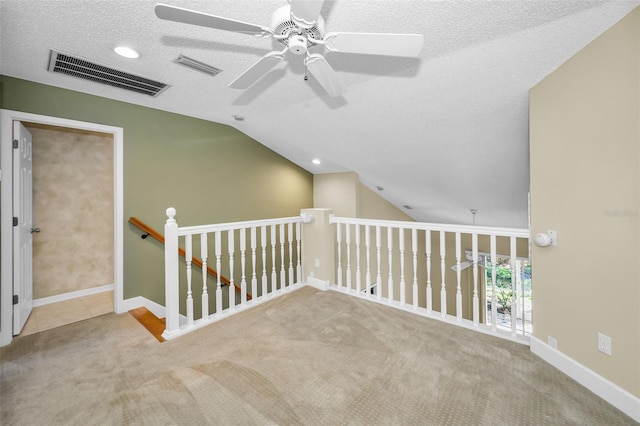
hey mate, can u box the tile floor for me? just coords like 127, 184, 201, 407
19, 291, 114, 337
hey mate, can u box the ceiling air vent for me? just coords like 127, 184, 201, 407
174, 54, 222, 76
47, 49, 170, 97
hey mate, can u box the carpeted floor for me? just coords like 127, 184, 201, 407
0, 286, 636, 425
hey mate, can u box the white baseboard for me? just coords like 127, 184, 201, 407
305, 276, 330, 291
120, 296, 167, 319
530, 336, 640, 422
33, 284, 114, 307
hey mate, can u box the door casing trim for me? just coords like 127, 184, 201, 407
0, 109, 124, 347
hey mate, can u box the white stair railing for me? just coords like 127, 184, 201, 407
330, 216, 530, 343
163, 208, 306, 340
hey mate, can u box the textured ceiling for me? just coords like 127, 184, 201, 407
1, 0, 638, 227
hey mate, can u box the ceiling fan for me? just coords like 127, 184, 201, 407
155, 0, 424, 97
450, 251, 487, 272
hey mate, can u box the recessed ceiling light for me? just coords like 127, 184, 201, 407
114, 46, 140, 59
312, 159, 321, 165
233, 115, 245, 121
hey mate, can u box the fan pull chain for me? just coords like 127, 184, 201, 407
304, 58, 308, 81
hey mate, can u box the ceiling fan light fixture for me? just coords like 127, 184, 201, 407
114, 46, 140, 59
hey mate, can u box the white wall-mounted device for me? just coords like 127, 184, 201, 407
534, 230, 557, 247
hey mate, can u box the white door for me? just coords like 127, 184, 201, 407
12, 122, 34, 335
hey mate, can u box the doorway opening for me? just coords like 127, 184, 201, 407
22, 123, 115, 335
0, 109, 123, 347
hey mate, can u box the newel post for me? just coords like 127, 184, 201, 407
300, 208, 335, 290
163, 207, 180, 339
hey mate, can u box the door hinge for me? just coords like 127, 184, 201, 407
13, 217, 18, 226
13, 295, 18, 305
13, 139, 19, 149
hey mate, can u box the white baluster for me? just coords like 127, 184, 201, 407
472, 233, 479, 326
215, 231, 222, 315
440, 231, 446, 317
365, 225, 372, 297
240, 228, 247, 305
510, 236, 517, 337
355, 224, 361, 294
251, 227, 257, 302
201, 233, 209, 320
412, 228, 418, 310
271, 225, 277, 292
185, 234, 194, 327
279, 224, 286, 290
288, 222, 294, 288
426, 230, 432, 313
387, 227, 393, 303
376, 226, 382, 301
164, 208, 179, 337
261, 226, 268, 298
228, 230, 235, 311
296, 222, 302, 283
336, 223, 343, 288
345, 223, 352, 291
399, 229, 406, 306
490, 235, 497, 331
455, 232, 462, 321
517, 259, 524, 336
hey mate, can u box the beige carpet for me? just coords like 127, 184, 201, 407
0, 286, 636, 425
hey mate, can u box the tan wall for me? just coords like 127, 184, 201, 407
28, 124, 114, 299
313, 172, 359, 217
530, 8, 640, 397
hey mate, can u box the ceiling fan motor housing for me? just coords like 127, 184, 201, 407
271, 5, 325, 48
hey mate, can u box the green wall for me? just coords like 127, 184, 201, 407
1, 76, 313, 305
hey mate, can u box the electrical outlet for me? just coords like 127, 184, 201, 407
315, 258, 320, 268
598, 333, 612, 356
547, 336, 557, 349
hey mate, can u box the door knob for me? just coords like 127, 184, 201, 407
30, 228, 40, 233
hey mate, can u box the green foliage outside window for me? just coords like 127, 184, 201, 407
485, 258, 531, 314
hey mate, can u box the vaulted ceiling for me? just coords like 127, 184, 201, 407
1, 0, 638, 227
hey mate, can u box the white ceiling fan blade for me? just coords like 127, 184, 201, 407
155, 3, 270, 36
323, 32, 424, 57
305, 53, 345, 98
290, 0, 325, 28
229, 51, 285, 89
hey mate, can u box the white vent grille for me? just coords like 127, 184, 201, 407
47, 49, 170, 97
175, 54, 222, 76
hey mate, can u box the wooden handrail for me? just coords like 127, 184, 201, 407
128, 217, 251, 300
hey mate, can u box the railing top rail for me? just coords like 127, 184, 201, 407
329, 216, 529, 238
177, 216, 304, 236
